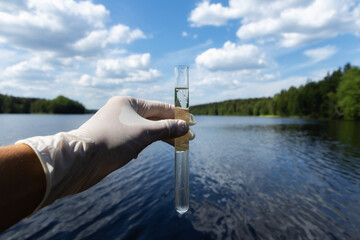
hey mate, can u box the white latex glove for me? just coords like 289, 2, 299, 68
17, 96, 196, 212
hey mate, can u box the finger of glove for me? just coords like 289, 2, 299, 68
148, 113, 196, 125
133, 98, 175, 119
132, 98, 197, 126
147, 119, 189, 142
147, 113, 196, 126
162, 138, 175, 146
189, 128, 195, 140
189, 114, 197, 126
162, 128, 195, 146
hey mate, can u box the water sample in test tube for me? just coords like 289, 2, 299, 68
174, 65, 190, 214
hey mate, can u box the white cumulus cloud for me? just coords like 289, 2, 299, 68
0, 0, 153, 108
195, 41, 270, 71
236, 0, 356, 47
0, 0, 146, 57
189, 0, 312, 27
80, 53, 161, 86
2, 56, 54, 81
189, 0, 242, 27
73, 24, 145, 53
190, 0, 360, 47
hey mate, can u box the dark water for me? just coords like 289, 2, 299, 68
0, 115, 359, 240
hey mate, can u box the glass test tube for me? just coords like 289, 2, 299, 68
174, 65, 189, 214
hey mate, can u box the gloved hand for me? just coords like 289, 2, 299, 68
17, 96, 196, 212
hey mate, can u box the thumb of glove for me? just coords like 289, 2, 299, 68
146, 119, 189, 143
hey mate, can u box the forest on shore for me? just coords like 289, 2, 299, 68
190, 63, 360, 120
0, 95, 88, 114
1, 63, 359, 118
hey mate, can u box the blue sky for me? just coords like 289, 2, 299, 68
0, 0, 360, 109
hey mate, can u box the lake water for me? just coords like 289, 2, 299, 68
0, 115, 359, 239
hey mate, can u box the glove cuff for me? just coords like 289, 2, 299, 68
16, 131, 95, 214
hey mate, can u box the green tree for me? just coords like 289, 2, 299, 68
51, 96, 86, 114
0, 95, 3, 113
286, 87, 299, 116
30, 99, 51, 113
253, 101, 261, 116
0, 94, 87, 114
190, 63, 359, 120
337, 67, 360, 120
344, 62, 352, 73
2, 96, 13, 113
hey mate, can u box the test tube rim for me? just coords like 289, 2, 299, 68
174, 65, 189, 89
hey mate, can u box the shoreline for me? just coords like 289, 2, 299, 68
192, 114, 353, 121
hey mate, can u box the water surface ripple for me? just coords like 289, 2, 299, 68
0, 115, 359, 239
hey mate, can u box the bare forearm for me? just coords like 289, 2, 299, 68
0, 144, 46, 232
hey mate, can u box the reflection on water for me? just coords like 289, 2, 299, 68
1, 115, 359, 239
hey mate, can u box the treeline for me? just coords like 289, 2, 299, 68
0, 95, 87, 114
190, 63, 360, 120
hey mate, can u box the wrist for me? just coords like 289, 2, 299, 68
16, 131, 97, 211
